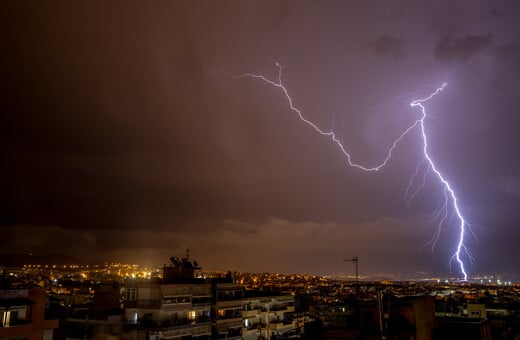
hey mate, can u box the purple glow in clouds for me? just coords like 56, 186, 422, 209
233, 64, 471, 280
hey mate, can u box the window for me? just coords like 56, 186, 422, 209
1, 309, 11, 327
162, 296, 191, 304
125, 288, 137, 301
217, 289, 242, 301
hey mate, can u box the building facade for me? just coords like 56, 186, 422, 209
242, 295, 299, 340
0, 287, 59, 340
121, 256, 243, 340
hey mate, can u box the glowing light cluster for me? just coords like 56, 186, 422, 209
231, 64, 471, 280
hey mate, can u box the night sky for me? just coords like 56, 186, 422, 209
1, 2, 519, 277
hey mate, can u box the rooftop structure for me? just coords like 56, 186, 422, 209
122, 254, 242, 339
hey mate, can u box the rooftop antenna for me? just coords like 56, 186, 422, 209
344, 256, 359, 284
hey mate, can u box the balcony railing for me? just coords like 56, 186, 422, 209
136, 299, 161, 308
217, 300, 242, 309
161, 302, 192, 311
270, 320, 295, 330
157, 322, 211, 338
216, 318, 242, 329
195, 315, 211, 323
245, 323, 261, 330
242, 309, 260, 317
192, 302, 211, 310
263, 304, 293, 312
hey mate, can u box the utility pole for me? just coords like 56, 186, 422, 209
344, 256, 358, 284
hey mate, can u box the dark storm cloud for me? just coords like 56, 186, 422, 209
490, 8, 504, 18
0, 225, 97, 254
495, 41, 520, 61
0, 218, 427, 274
368, 35, 405, 59
434, 34, 493, 62
1, 1, 330, 232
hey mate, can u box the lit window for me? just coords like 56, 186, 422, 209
125, 288, 137, 301
1, 310, 11, 327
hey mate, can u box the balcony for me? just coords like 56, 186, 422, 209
192, 302, 211, 310
136, 299, 161, 308
270, 320, 296, 331
242, 309, 260, 317
217, 300, 242, 310
161, 295, 192, 311
195, 315, 211, 323
264, 304, 293, 312
139, 316, 210, 330
161, 302, 191, 311
245, 322, 262, 331
192, 296, 211, 308
157, 322, 211, 338
216, 318, 242, 329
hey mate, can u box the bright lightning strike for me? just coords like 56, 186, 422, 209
229, 63, 472, 280
410, 88, 472, 281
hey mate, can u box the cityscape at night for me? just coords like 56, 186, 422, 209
1, 1, 520, 339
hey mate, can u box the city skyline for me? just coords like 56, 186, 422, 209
1, 2, 520, 277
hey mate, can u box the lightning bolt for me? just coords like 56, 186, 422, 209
411, 90, 471, 280
405, 158, 429, 208
227, 63, 471, 280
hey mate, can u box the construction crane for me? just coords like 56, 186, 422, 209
344, 256, 359, 284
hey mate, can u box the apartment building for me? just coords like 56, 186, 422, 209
242, 294, 299, 340
0, 287, 59, 340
